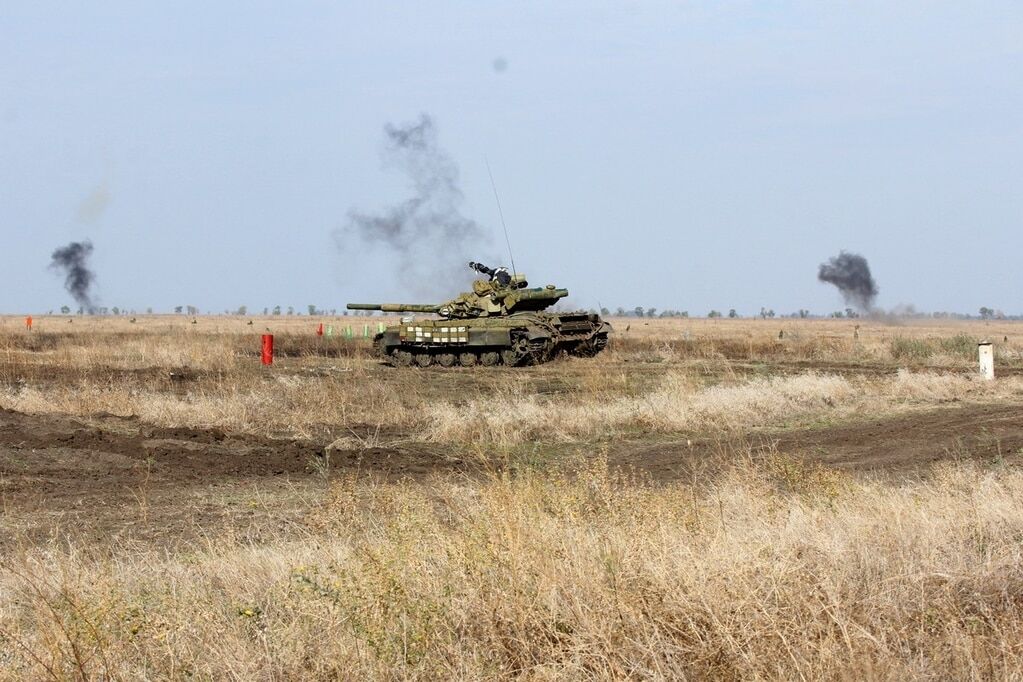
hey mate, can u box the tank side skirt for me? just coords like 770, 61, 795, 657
370, 311, 611, 366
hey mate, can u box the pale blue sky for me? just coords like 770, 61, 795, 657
2, 2, 1020, 315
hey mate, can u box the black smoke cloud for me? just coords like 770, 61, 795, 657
337, 114, 495, 297
818, 251, 878, 311
50, 241, 97, 313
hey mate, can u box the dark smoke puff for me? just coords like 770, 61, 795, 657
818, 251, 878, 311
50, 240, 97, 312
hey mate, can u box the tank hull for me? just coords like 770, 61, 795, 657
371, 311, 611, 367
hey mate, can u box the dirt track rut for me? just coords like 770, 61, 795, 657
612, 402, 1023, 480
2, 402, 1021, 547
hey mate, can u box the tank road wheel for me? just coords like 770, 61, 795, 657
413, 352, 434, 368
480, 351, 500, 367
391, 349, 413, 367
570, 339, 598, 358
501, 335, 531, 366
533, 340, 556, 365
573, 343, 590, 357
437, 353, 457, 368
568, 333, 609, 358
458, 352, 478, 367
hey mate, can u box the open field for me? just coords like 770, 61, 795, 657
2, 315, 1023, 678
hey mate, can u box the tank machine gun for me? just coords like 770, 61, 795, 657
469, 260, 513, 286
346, 262, 610, 367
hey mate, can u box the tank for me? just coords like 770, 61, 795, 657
347, 262, 611, 367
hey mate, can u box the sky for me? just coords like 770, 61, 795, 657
1, 2, 1020, 316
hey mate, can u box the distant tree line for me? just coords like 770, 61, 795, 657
44, 304, 1022, 320
594, 306, 1023, 320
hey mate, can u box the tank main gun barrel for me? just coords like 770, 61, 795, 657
347, 303, 441, 313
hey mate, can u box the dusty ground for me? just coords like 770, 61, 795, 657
4, 398, 1022, 550
0, 408, 467, 550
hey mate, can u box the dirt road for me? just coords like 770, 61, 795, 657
2, 402, 1021, 549
0, 408, 462, 549
612, 402, 1023, 479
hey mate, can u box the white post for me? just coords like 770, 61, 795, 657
978, 342, 994, 381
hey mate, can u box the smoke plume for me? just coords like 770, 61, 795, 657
337, 114, 494, 296
50, 241, 97, 313
818, 251, 878, 311
77, 183, 111, 223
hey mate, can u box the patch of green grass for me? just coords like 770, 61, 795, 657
937, 333, 978, 360
891, 337, 933, 362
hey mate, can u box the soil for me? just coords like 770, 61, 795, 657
2, 401, 1022, 549
611, 402, 1023, 481
0, 409, 463, 550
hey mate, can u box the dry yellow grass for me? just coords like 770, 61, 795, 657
2, 315, 1023, 679
424, 370, 1023, 444
3, 454, 1023, 679
2, 315, 1022, 444
3, 355, 1021, 445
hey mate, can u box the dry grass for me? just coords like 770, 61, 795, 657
425, 370, 1023, 445
2, 316, 1022, 445
3, 361, 1020, 445
2, 355, 1020, 446
3, 453, 1023, 679
3, 316, 1023, 679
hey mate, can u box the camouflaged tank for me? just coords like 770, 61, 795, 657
347, 262, 611, 367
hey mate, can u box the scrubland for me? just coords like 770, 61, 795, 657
1, 314, 1023, 679
2, 316, 1021, 444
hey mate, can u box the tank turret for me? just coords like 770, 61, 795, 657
347, 262, 568, 319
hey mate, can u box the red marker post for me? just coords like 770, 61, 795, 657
261, 334, 274, 366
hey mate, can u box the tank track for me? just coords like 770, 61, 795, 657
373, 329, 610, 368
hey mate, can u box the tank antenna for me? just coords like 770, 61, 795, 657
485, 155, 517, 278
